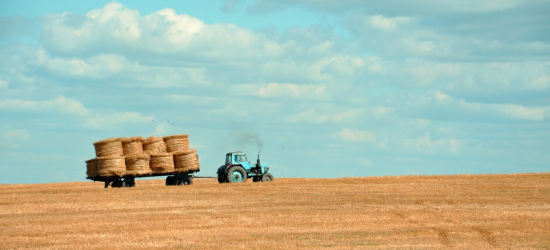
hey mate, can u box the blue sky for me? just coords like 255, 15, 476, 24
0, 0, 549, 184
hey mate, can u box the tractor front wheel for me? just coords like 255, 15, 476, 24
261, 173, 274, 182
227, 167, 247, 183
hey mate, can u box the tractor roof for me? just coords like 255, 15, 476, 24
226, 151, 246, 155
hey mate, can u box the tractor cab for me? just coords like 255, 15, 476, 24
217, 151, 272, 183
225, 152, 249, 165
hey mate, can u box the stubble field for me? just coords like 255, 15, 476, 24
1, 173, 549, 249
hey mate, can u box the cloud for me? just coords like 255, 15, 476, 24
405, 91, 550, 122
403, 132, 460, 153
168, 94, 216, 106
257, 83, 326, 98
39, 2, 284, 61
0, 130, 29, 150
340, 128, 376, 143
0, 95, 153, 130
0, 79, 8, 88
0, 95, 89, 116
360, 158, 371, 167
367, 15, 413, 32
243, 0, 540, 15
84, 112, 154, 129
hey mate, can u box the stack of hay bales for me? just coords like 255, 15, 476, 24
122, 137, 152, 176
86, 134, 200, 179
173, 149, 200, 173
143, 137, 166, 154
164, 134, 199, 173
92, 138, 126, 177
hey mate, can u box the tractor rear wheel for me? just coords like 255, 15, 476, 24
261, 173, 274, 182
227, 166, 247, 183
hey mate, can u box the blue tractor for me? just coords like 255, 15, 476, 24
217, 151, 273, 183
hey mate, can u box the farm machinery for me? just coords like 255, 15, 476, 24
217, 151, 274, 183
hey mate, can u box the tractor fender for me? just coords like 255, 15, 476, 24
224, 164, 243, 174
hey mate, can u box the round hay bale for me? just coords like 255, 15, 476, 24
125, 154, 151, 176
150, 153, 174, 174
173, 149, 199, 172
163, 134, 189, 153
93, 138, 123, 158
122, 136, 144, 155
86, 158, 98, 178
97, 156, 126, 177
143, 136, 166, 154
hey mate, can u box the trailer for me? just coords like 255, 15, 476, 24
87, 170, 199, 188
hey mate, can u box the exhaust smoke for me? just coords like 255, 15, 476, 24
235, 131, 264, 155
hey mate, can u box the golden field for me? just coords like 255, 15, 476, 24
0, 173, 549, 249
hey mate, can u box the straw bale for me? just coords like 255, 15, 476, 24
143, 136, 166, 154
125, 154, 151, 176
150, 153, 175, 174
97, 156, 126, 177
173, 149, 200, 172
122, 136, 144, 155
85, 158, 98, 178
93, 138, 123, 157
163, 134, 189, 153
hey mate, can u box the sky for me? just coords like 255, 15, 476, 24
0, 0, 549, 184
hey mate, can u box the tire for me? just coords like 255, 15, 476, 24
218, 176, 226, 184
253, 176, 261, 182
179, 178, 193, 185
261, 173, 274, 182
166, 176, 175, 186
185, 178, 193, 185
112, 180, 123, 187
226, 166, 247, 183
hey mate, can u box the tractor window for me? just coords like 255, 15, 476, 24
226, 155, 231, 165
240, 155, 248, 162
234, 155, 239, 162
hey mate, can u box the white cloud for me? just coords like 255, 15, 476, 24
368, 15, 413, 31
0, 95, 89, 116
340, 128, 376, 143
286, 109, 328, 124
403, 132, 460, 153
0, 79, 8, 88
86, 2, 142, 41
285, 108, 363, 124
257, 83, 327, 99
85, 112, 154, 129
360, 158, 372, 167
0, 130, 29, 150
412, 91, 550, 122
168, 94, 216, 106
500, 105, 546, 121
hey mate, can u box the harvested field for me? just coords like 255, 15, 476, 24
0, 173, 548, 249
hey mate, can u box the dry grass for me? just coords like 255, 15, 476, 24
0, 173, 549, 249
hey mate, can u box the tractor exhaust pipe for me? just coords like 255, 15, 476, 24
257, 153, 261, 167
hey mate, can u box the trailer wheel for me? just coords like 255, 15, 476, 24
181, 178, 193, 185
261, 173, 274, 182
166, 176, 175, 186
227, 166, 247, 183
112, 179, 123, 187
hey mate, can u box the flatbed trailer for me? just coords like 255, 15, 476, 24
87, 170, 200, 188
